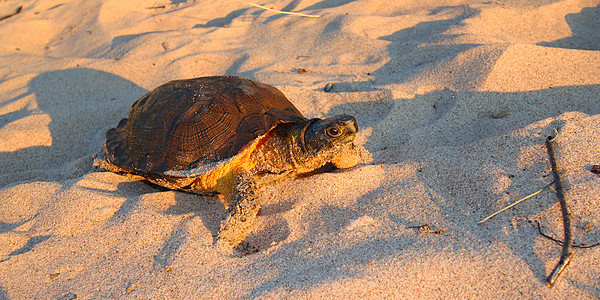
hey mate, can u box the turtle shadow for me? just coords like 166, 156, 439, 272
165, 188, 297, 253
244, 219, 291, 253
108, 178, 227, 242
152, 214, 194, 269
0, 68, 147, 188
155, 188, 294, 257
91, 178, 225, 267
166, 191, 227, 241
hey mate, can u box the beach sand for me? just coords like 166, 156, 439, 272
0, 0, 599, 298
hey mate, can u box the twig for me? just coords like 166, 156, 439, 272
238, 1, 320, 18
536, 222, 600, 249
0, 5, 22, 21
408, 224, 445, 235
545, 135, 573, 287
479, 181, 555, 224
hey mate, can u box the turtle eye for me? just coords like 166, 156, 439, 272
325, 126, 343, 138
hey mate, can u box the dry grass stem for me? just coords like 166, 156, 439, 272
479, 181, 554, 224
239, 1, 320, 17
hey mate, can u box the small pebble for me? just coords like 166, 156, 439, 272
324, 83, 334, 92
125, 283, 138, 293
58, 293, 77, 300
491, 110, 510, 119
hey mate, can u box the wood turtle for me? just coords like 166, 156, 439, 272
97, 76, 371, 251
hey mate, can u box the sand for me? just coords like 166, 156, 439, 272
0, 0, 599, 298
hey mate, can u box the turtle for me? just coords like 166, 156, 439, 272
96, 76, 371, 251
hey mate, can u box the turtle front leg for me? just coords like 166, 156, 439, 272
216, 170, 262, 251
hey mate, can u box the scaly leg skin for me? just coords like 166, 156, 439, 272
216, 170, 261, 254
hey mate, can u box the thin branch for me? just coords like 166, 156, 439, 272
408, 224, 446, 235
479, 181, 554, 224
238, 1, 320, 18
545, 135, 573, 287
546, 252, 574, 286
536, 222, 600, 249
0, 6, 22, 21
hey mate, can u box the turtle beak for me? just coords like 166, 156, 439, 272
344, 117, 358, 135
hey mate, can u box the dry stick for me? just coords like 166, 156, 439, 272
0, 5, 22, 21
239, 1, 320, 18
479, 181, 555, 224
545, 135, 573, 287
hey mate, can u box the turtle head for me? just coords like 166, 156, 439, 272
302, 115, 357, 152
287, 114, 359, 171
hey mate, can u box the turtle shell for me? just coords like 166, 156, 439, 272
104, 76, 306, 174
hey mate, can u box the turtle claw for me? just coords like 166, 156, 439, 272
234, 241, 259, 255
215, 239, 258, 256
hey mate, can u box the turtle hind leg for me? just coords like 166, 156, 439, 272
216, 170, 262, 253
